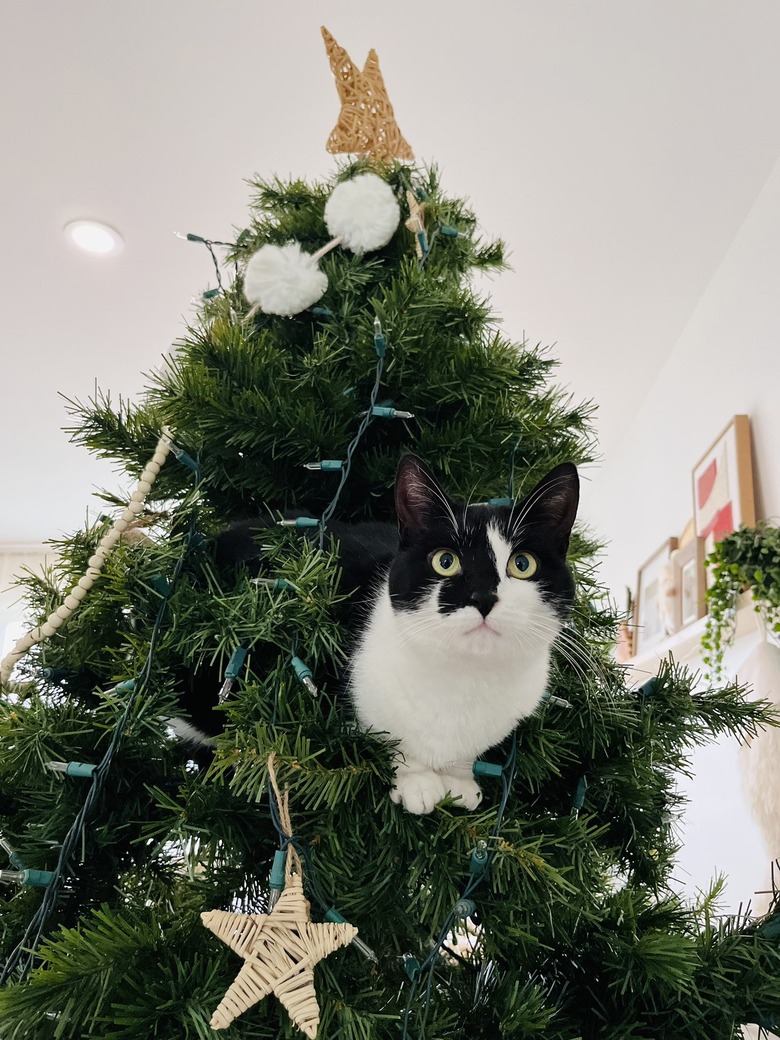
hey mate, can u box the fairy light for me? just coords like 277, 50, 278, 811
304, 460, 344, 471
175, 231, 237, 296
291, 656, 318, 697
219, 646, 248, 703
571, 776, 588, 818
253, 578, 297, 593
277, 517, 320, 530
0, 835, 25, 870
324, 908, 378, 962
46, 762, 96, 779
267, 849, 287, 910
0, 869, 55, 889
266, 758, 376, 963
401, 732, 518, 1040
0, 443, 201, 985
364, 406, 414, 420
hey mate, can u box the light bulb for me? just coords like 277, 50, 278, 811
64, 220, 124, 255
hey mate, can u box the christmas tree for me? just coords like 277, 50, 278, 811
2, 29, 780, 1040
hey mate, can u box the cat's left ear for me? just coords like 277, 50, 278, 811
395, 454, 454, 538
522, 462, 579, 547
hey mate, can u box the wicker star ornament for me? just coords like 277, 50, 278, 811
202, 875, 356, 1036
203, 756, 358, 1036
321, 26, 414, 160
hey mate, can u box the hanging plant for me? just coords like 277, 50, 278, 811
701, 522, 780, 679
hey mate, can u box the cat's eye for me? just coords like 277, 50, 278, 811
507, 552, 538, 579
430, 549, 462, 577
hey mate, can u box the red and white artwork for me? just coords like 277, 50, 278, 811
692, 415, 756, 546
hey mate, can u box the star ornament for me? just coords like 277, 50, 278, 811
202, 875, 357, 1037
321, 26, 414, 160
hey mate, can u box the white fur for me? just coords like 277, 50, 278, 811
166, 717, 217, 748
324, 174, 400, 253
350, 524, 561, 814
243, 242, 328, 316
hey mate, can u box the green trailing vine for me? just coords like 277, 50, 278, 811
702, 522, 780, 679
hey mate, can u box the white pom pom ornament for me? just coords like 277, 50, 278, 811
242, 174, 400, 318
324, 173, 400, 253
244, 243, 329, 318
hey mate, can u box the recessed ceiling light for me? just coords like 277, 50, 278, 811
64, 219, 124, 255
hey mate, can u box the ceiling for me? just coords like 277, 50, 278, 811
2, 1, 779, 544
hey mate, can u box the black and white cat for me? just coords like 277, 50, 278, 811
349, 455, 579, 813
178, 454, 579, 814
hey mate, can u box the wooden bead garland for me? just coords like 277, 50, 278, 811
0, 429, 176, 683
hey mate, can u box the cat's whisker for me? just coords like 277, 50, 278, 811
423, 474, 462, 538
554, 626, 612, 688
507, 474, 576, 540
526, 618, 610, 690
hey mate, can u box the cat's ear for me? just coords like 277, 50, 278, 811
522, 462, 579, 546
395, 454, 453, 537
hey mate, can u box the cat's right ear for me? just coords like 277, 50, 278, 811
395, 454, 452, 538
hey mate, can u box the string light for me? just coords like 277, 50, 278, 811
0, 869, 55, 889
277, 517, 320, 530
267, 849, 287, 910
473, 761, 503, 779
253, 578, 297, 593
0, 443, 201, 985
303, 460, 344, 471
544, 692, 573, 709
315, 317, 398, 548
291, 656, 318, 697
363, 406, 415, 420
175, 231, 237, 296
46, 762, 96, 779
571, 776, 588, 818
219, 645, 248, 703
266, 759, 376, 964
324, 908, 378, 962
401, 731, 518, 1040
0, 834, 25, 870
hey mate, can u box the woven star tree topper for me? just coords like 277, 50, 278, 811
321, 25, 414, 160
202, 758, 357, 1036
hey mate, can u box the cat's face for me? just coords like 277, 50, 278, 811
387, 455, 579, 660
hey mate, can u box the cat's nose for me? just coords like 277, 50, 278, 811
470, 591, 498, 617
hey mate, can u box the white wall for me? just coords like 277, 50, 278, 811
0, 546, 51, 661
585, 155, 780, 952
585, 154, 780, 599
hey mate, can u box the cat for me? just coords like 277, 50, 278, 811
348, 454, 579, 813
177, 454, 579, 814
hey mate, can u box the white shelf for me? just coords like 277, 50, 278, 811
624, 593, 760, 680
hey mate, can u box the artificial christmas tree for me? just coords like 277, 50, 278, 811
2, 28, 780, 1040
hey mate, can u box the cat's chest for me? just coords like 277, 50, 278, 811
349, 591, 551, 767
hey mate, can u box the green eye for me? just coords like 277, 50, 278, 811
507, 552, 538, 579
430, 549, 462, 577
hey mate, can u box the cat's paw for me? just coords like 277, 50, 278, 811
390, 771, 447, 814
440, 774, 483, 811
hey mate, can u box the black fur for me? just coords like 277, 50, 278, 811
389, 455, 578, 620
178, 455, 578, 740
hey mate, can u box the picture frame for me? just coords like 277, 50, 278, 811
635, 537, 678, 654
692, 415, 756, 545
671, 537, 707, 630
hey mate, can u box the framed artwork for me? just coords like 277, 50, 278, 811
671, 537, 707, 630
635, 538, 678, 654
692, 415, 756, 545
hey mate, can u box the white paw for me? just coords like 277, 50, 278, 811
440, 775, 483, 811
390, 771, 447, 814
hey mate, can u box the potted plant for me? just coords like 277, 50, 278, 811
701, 522, 780, 679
